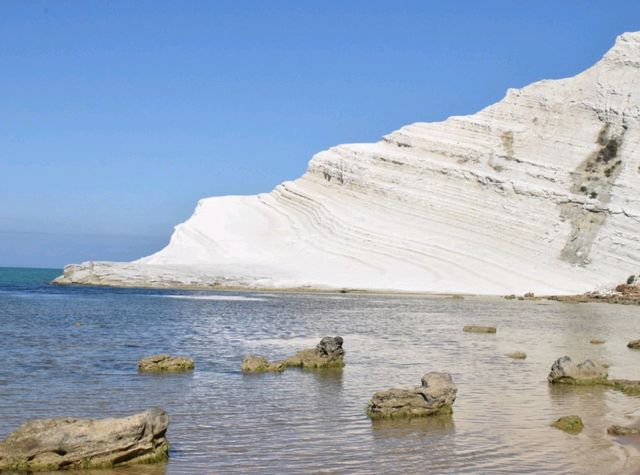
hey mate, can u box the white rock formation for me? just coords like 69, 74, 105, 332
55, 32, 640, 294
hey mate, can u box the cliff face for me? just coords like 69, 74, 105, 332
55, 33, 640, 294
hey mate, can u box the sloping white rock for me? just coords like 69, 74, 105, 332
55, 33, 640, 294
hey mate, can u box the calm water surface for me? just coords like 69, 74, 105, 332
1, 267, 640, 474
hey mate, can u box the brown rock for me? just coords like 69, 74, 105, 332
0, 408, 169, 472
138, 354, 194, 372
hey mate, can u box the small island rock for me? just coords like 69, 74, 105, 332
551, 415, 583, 434
627, 339, 640, 349
241, 355, 284, 372
608, 425, 640, 436
547, 356, 608, 384
138, 354, 195, 372
0, 408, 169, 472
506, 351, 527, 359
367, 372, 457, 419
242, 336, 345, 372
463, 325, 496, 333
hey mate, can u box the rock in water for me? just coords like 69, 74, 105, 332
242, 336, 345, 372
590, 338, 606, 344
627, 339, 640, 349
463, 325, 496, 333
551, 415, 584, 434
138, 354, 195, 372
53, 32, 640, 295
241, 355, 284, 373
547, 356, 608, 384
316, 336, 344, 358
608, 425, 640, 436
367, 372, 457, 419
0, 408, 169, 472
506, 351, 527, 359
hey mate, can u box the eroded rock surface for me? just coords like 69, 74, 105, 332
548, 356, 608, 384
53, 33, 640, 296
0, 408, 169, 472
367, 372, 457, 419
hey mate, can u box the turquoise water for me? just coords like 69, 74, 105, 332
1, 267, 640, 474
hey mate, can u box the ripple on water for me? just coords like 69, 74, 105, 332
1, 288, 640, 474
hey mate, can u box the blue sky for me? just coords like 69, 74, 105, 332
2, 1, 639, 268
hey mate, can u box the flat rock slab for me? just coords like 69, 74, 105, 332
242, 336, 345, 373
0, 408, 169, 472
548, 356, 608, 384
463, 326, 496, 333
551, 415, 583, 434
367, 372, 457, 419
138, 354, 194, 372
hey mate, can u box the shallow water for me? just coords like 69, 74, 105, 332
1, 268, 640, 474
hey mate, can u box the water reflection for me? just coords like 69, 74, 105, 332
2, 287, 640, 474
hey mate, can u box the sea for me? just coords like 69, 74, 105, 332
1, 267, 640, 474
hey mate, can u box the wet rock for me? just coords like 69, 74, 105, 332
241, 355, 284, 373
282, 335, 345, 369
551, 415, 583, 434
0, 408, 169, 472
547, 356, 608, 384
366, 372, 457, 419
506, 351, 527, 359
627, 339, 640, 349
590, 338, 606, 344
463, 325, 496, 333
138, 354, 194, 372
242, 336, 345, 372
608, 425, 640, 436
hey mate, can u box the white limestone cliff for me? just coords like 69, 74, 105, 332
54, 32, 640, 295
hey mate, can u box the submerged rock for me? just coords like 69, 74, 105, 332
608, 425, 640, 436
0, 408, 169, 472
627, 339, 640, 349
551, 415, 583, 434
607, 379, 640, 395
547, 356, 608, 384
366, 372, 457, 419
506, 351, 527, 359
138, 354, 195, 372
242, 336, 345, 372
463, 325, 496, 333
